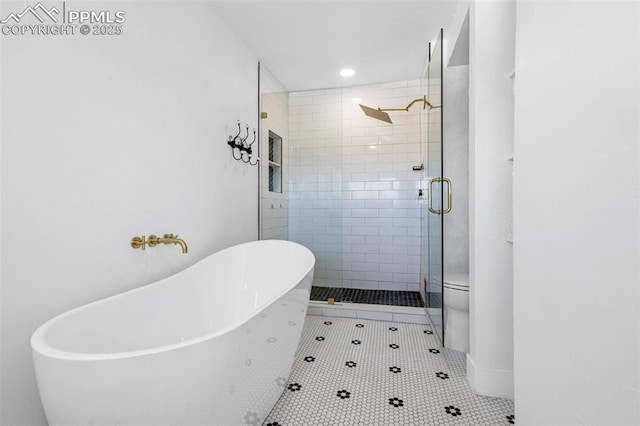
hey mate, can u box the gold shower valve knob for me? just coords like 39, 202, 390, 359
131, 236, 146, 250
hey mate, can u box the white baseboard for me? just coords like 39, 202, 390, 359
466, 354, 514, 399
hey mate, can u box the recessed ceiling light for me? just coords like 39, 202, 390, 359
340, 68, 355, 77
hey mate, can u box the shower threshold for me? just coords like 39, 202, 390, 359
308, 287, 431, 325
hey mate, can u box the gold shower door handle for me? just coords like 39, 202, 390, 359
442, 178, 452, 214
427, 177, 452, 215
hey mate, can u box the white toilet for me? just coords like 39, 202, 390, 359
443, 272, 469, 353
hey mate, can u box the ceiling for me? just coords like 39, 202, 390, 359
209, 1, 459, 92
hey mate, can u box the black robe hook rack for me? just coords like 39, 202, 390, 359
227, 121, 259, 166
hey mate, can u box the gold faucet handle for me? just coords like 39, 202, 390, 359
163, 233, 176, 239
131, 236, 146, 250
147, 235, 159, 246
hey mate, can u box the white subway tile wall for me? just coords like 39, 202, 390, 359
288, 89, 344, 287
289, 81, 423, 292
261, 92, 289, 240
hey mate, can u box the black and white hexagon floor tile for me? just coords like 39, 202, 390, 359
264, 315, 514, 425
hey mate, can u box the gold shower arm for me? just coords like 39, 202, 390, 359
378, 96, 436, 112
359, 95, 440, 124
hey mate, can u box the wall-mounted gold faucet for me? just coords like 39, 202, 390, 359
131, 234, 188, 254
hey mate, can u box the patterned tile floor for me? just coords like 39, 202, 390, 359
310, 287, 425, 308
264, 315, 514, 425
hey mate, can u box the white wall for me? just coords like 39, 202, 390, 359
260, 65, 287, 96
288, 87, 344, 287
0, 9, 3, 418
443, 65, 469, 276
445, 0, 470, 69
467, 0, 515, 398
513, 1, 639, 424
0, 2, 258, 424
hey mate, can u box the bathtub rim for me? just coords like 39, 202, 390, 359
31, 240, 314, 362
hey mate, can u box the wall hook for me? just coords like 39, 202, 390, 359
227, 120, 259, 166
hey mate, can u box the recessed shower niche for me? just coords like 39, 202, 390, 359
268, 130, 283, 193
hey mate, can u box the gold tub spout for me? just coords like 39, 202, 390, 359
148, 234, 188, 254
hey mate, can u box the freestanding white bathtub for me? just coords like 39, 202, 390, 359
31, 240, 314, 425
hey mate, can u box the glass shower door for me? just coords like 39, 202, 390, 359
258, 64, 290, 243
422, 30, 444, 342
259, 63, 345, 304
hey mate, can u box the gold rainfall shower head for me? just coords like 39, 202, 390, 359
359, 104, 393, 124
359, 96, 439, 124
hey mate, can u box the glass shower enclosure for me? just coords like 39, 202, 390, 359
258, 67, 344, 303
421, 29, 445, 342
259, 40, 446, 322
